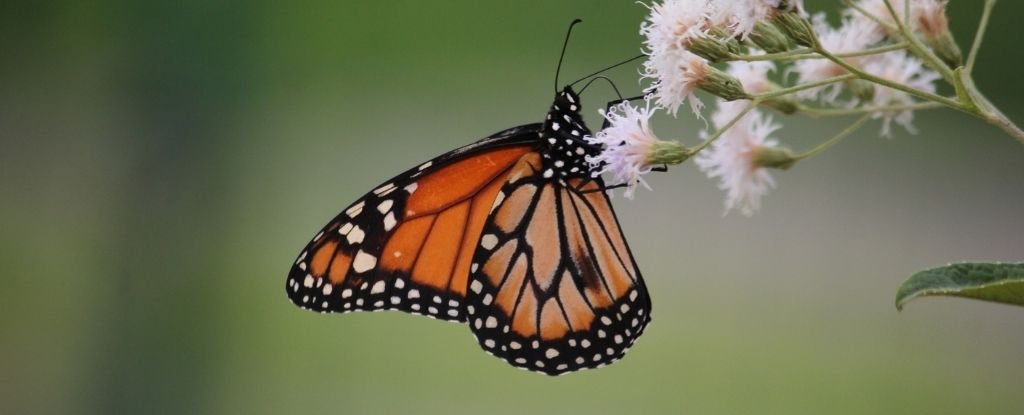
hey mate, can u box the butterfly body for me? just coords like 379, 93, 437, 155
287, 87, 651, 375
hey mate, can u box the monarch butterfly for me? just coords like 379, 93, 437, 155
286, 22, 652, 375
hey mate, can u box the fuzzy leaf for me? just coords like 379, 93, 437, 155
896, 263, 1024, 310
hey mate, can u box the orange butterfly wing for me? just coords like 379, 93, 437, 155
286, 126, 541, 321
463, 153, 652, 375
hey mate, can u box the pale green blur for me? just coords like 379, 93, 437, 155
2, 2, 1023, 414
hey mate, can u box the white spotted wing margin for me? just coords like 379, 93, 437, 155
285, 124, 543, 321
463, 155, 653, 376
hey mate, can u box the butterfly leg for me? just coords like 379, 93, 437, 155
575, 179, 631, 194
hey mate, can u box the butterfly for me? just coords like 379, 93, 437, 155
286, 23, 652, 376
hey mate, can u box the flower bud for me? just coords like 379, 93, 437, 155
753, 146, 797, 170
915, 0, 962, 68
699, 67, 750, 101
749, 21, 792, 53
773, 10, 816, 47
925, 31, 962, 69
646, 139, 692, 166
687, 36, 736, 63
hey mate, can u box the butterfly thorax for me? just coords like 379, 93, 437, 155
539, 87, 599, 183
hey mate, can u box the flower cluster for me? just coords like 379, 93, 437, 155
587, 0, 960, 215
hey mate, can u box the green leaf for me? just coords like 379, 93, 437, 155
896, 263, 1024, 310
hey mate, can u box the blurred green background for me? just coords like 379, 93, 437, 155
3, 1, 1023, 414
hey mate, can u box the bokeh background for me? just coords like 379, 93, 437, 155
3, 1, 1023, 414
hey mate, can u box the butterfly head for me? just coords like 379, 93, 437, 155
538, 86, 599, 181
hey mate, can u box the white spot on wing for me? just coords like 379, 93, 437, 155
346, 225, 365, 245
353, 250, 377, 273
339, 222, 353, 235
383, 211, 397, 231
377, 199, 393, 214
345, 201, 365, 217
373, 183, 395, 195
480, 234, 498, 250
371, 280, 386, 294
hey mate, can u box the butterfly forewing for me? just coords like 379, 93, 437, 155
463, 153, 652, 375
286, 127, 541, 321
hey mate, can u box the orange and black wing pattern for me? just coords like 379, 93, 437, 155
286, 125, 541, 322
288, 86, 653, 375
463, 153, 652, 375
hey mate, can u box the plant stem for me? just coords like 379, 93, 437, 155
844, 0, 899, 33
752, 74, 857, 100
880, 0, 957, 84
955, 70, 1024, 144
730, 48, 814, 61
794, 114, 873, 160
967, 0, 997, 73
814, 47, 961, 108
798, 101, 942, 117
834, 43, 909, 59
691, 100, 760, 154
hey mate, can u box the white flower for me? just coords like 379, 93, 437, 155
711, 0, 805, 39
642, 49, 711, 117
726, 54, 776, 94
792, 13, 881, 102
641, 0, 715, 116
861, 51, 940, 136
585, 101, 661, 199
696, 100, 782, 216
641, 0, 712, 51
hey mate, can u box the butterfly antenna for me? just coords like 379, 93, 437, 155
578, 75, 624, 100
569, 53, 645, 87
555, 18, 583, 92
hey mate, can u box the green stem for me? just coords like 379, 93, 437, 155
730, 48, 814, 61
955, 69, 1024, 144
881, 0, 911, 34
844, 0, 899, 33
833, 43, 909, 59
752, 74, 857, 100
732, 44, 908, 63
794, 114, 873, 160
814, 47, 961, 109
967, 0, 997, 73
880, 0, 957, 84
691, 100, 760, 154
798, 102, 942, 117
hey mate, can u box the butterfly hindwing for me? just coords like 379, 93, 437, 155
286, 125, 542, 322
463, 153, 653, 375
